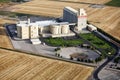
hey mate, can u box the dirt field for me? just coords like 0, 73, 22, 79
0, 48, 94, 80
0, 18, 15, 49
8, 0, 120, 40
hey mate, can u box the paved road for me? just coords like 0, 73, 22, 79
92, 31, 120, 80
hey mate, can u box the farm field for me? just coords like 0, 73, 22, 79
0, 48, 94, 80
56, 0, 111, 4
0, 18, 15, 24
0, 26, 13, 49
7, 0, 120, 40
0, 18, 15, 49
0, 0, 15, 9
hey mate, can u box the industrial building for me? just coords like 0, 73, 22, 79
63, 7, 87, 31
16, 6, 87, 40
17, 19, 75, 39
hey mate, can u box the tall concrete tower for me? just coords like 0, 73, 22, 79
77, 8, 87, 31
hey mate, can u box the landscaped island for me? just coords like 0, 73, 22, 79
80, 33, 116, 57
44, 37, 84, 47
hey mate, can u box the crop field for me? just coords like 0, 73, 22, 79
0, 18, 16, 49
0, 26, 13, 49
7, 0, 120, 40
0, 18, 15, 24
0, 48, 94, 80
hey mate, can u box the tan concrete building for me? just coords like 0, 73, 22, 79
77, 8, 87, 31
17, 22, 39, 39
17, 20, 75, 39
29, 25, 39, 38
17, 25, 29, 39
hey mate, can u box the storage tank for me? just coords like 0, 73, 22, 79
50, 25, 59, 34
58, 26, 62, 34
17, 26, 21, 38
62, 25, 69, 34
77, 8, 87, 31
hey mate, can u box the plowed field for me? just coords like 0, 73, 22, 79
0, 48, 94, 80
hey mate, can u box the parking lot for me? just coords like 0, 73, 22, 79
59, 47, 99, 60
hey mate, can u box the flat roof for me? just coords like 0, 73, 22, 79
17, 20, 70, 27
17, 20, 57, 27
64, 6, 78, 13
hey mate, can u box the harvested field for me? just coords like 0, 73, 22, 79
0, 2, 15, 9
8, 0, 89, 17
8, 0, 120, 40
0, 48, 94, 80
88, 6, 120, 40
0, 18, 15, 49
0, 26, 13, 49
0, 18, 16, 24
55, 0, 111, 4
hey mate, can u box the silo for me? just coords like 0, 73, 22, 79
50, 25, 59, 34
62, 25, 69, 34
17, 26, 21, 38
77, 8, 87, 31
58, 25, 62, 34
29, 25, 39, 39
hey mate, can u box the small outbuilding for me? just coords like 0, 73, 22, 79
87, 24, 97, 31
30, 39, 41, 45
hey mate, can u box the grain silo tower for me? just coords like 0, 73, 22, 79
17, 25, 29, 39
61, 25, 69, 34
50, 25, 59, 34
77, 8, 87, 31
29, 25, 39, 39
58, 26, 62, 34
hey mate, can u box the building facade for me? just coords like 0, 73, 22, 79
17, 25, 29, 39
17, 20, 75, 39
77, 8, 87, 31
29, 26, 39, 38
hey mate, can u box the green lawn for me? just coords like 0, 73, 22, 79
44, 38, 84, 47
80, 33, 116, 56
105, 0, 120, 7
